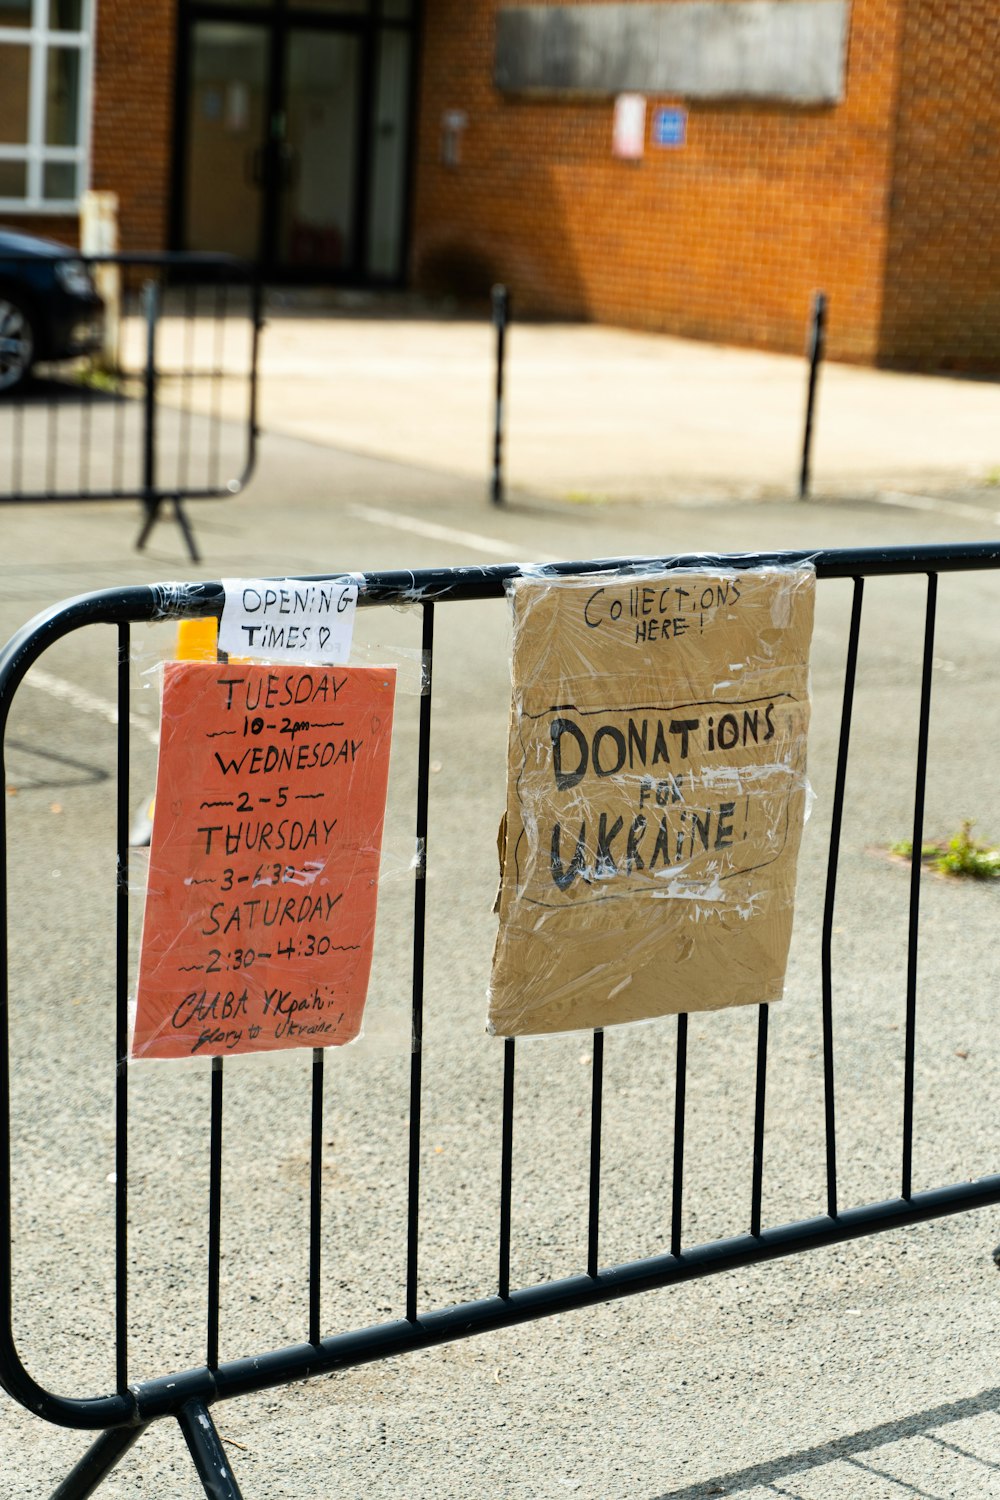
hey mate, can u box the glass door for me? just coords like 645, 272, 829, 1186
183, 21, 270, 261
277, 29, 362, 273
177, 4, 415, 281
367, 27, 410, 278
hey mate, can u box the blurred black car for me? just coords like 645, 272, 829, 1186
0, 228, 105, 394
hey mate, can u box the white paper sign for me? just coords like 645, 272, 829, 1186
219, 578, 358, 663
612, 94, 646, 160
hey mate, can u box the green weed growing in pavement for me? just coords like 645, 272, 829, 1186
890, 820, 1000, 879
74, 363, 122, 395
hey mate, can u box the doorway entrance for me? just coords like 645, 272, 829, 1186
175, 1, 416, 282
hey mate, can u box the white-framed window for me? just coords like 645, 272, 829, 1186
0, 0, 94, 213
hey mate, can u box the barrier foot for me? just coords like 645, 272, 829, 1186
50, 1423, 147, 1499
134, 495, 201, 563
172, 497, 202, 563
178, 1399, 246, 1500
134, 494, 162, 551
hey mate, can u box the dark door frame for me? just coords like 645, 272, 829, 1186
169, 0, 420, 285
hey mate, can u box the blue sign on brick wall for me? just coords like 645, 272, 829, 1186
653, 107, 687, 148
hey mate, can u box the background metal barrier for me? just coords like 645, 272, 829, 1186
1, 544, 1000, 1498
0, 253, 262, 562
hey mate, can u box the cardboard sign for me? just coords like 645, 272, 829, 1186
489, 568, 815, 1036
133, 662, 395, 1060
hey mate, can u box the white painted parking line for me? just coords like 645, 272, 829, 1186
349, 504, 561, 563
24, 667, 160, 747
876, 490, 1000, 528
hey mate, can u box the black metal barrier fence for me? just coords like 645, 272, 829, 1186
0, 253, 262, 562
2, 543, 1000, 1498
487, 286, 828, 506
799, 290, 827, 501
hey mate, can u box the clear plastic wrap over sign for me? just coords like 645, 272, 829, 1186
132, 661, 396, 1060
488, 565, 816, 1037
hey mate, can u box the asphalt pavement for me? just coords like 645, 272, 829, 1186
2, 314, 1000, 1499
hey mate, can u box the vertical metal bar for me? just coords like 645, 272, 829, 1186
799, 290, 827, 500
498, 1036, 515, 1299
112, 380, 125, 494
209, 281, 225, 491
406, 602, 435, 1323
587, 1028, 604, 1278
12, 395, 24, 493
490, 284, 508, 506
308, 1047, 324, 1345
821, 576, 864, 1220
245, 275, 264, 483
112, 275, 127, 494
902, 572, 938, 1200
46, 383, 59, 494
142, 278, 159, 505
205, 636, 229, 1371
80, 372, 93, 495
750, 1005, 769, 1238
115, 623, 130, 1393
179, 281, 196, 494
670, 1013, 688, 1258
207, 1055, 224, 1370
177, 1399, 246, 1500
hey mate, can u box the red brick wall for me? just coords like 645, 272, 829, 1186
5, 213, 78, 244
878, 0, 1000, 369
3, 0, 177, 252
91, 0, 178, 250
412, 0, 906, 362
14, 0, 996, 368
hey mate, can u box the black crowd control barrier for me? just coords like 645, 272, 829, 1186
2, 544, 1000, 1498
800, 290, 827, 501
0, 253, 262, 562
490, 283, 509, 506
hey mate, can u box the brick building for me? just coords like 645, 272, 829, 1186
1, 0, 997, 368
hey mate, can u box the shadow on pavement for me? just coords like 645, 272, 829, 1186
652, 1384, 1000, 1498
4, 738, 110, 791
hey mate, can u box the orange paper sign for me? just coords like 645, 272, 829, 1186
133, 662, 396, 1060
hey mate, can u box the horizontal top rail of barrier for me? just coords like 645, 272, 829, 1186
1, 542, 999, 1497
3, 540, 1000, 661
